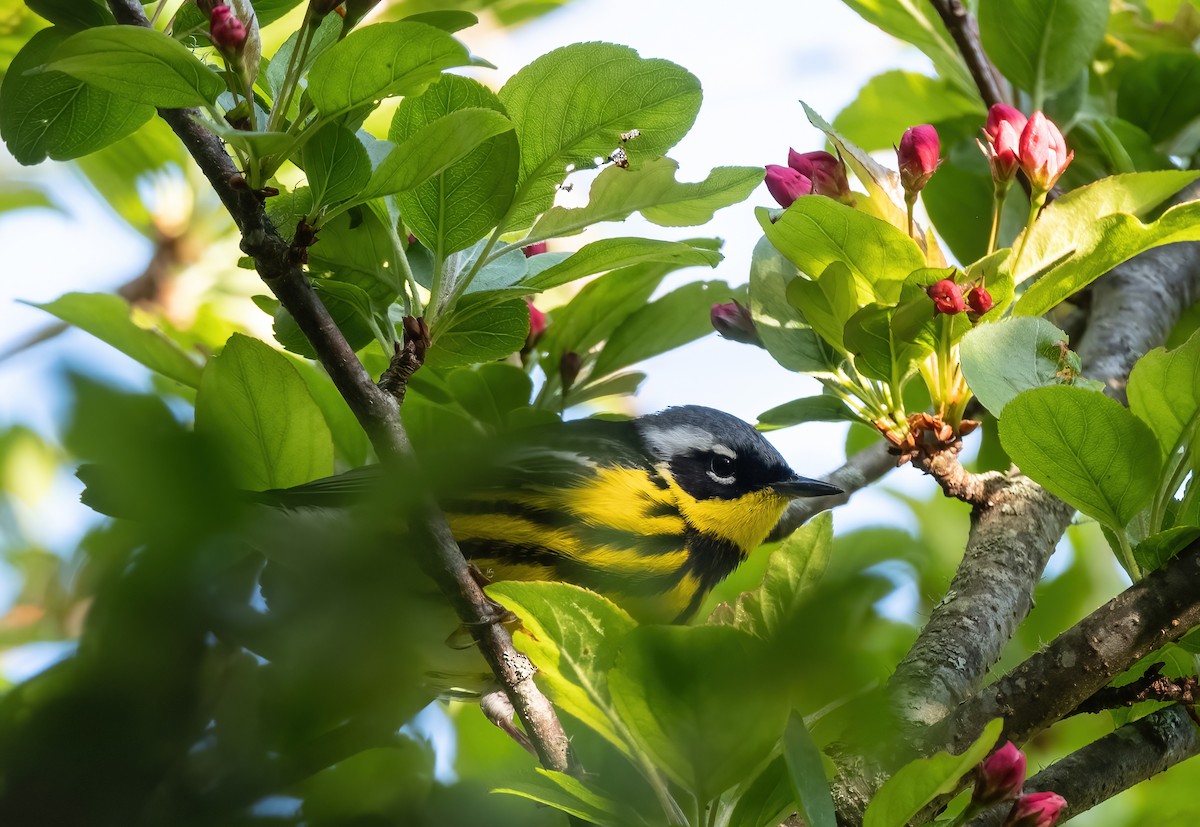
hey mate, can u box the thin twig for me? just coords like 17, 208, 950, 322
927, 0, 1005, 109
107, 0, 572, 777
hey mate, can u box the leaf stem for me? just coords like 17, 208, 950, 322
1116, 530, 1142, 582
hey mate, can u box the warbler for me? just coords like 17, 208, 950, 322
271, 405, 840, 624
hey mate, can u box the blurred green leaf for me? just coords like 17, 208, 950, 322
488, 581, 636, 756
31, 293, 202, 388
495, 768, 641, 827
525, 237, 722, 292
838, 1, 972, 93
784, 711, 836, 827
392, 75, 519, 255
25, 0, 114, 29
265, 11, 342, 105
590, 280, 733, 379
0, 183, 58, 214
307, 21, 474, 117
1000, 385, 1162, 530
833, 70, 981, 151
726, 756, 794, 827
736, 513, 833, 638
446, 364, 534, 431
498, 42, 702, 230
1117, 52, 1200, 142
1, 28, 152, 165
44, 25, 224, 107
1134, 526, 1200, 573
300, 742, 434, 825
609, 624, 788, 800
531, 158, 762, 240
1128, 329, 1200, 457
978, 0, 1107, 99
862, 718, 1003, 827
195, 333, 334, 490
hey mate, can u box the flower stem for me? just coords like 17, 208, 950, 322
1012, 192, 1045, 274
987, 183, 1008, 255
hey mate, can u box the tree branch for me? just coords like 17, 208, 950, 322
927, 0, 1006, 109
932, 541, 1200, 754
768, 441, 896, 541
107, 0, 571, 775
967, 705, 1200, 827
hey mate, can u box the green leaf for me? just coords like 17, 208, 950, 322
1117, 52, 1200, 142
978, 0, 1108, 99
392, 75, 518, 255
862, 719, 1003, 827
784, 712, 837, 827
530, 158, 763, 239
306, 21, 474, 117
759, 199, 924, 304
265, 11, 342, 106
303, 125, 371, 211
428, 299, 528, 369
1134, 526, 1200, 574
833, 70, 982, 152
25, 0, 114, 29
488, 581, 636, 756
249, 0, 306, 27
195, 334, 334, 491
524, 237, 721, 291
566, 372, 647, 406
726, 757, 795, 827
400, 10, 479, 32
590, 280, 733, 379
1014, 197, 1200, 317
30, 293, 201, 388
999, 385, 1162, 530
494, 768, 638, 827
291, 360, 370, 467
1, 28, 152, 165
749, 235, 841, 374
609, 625, 788, 799
843, 303, 930, 384
0, 183, 59, 214
1128, 329, 1200, 457
758, 396, 857, 430
273, 278, 385, 357
839, 1, 972, 93
736, 513, 834, 639
445, 364, 534, 430
499, 42, 702, 230
1010, 170, 1200, 287
360, 108, 514, 202
44, 25, 225, 107
199, 119, 295, 157
960, 317, 1089, 416
785, 261, 858, 352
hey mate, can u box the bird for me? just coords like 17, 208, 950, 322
260, 404, 841, 625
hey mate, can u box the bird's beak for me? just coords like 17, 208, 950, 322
772, 474, 843, 499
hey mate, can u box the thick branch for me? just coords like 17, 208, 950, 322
968, 705, 1200, 827
107, 0, 571, 775
769, 441, 895, 541
933, 541, 1200, 753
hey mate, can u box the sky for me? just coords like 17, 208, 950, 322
0, 0, 949, 656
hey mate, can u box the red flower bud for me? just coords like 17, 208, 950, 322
1003, 792, 1066, 827
711, 300, 762, 347
210, 4, 247, 51
972, 742, 1026, 807
788, 149, 851, 202
967, 285, 994, 315
765, 164, 813, 208
1019, 111, 1073, 195
526, 300, 547, 348
927, 278, 964, 316
897, 124, 940, 196
522, 241, 548, 257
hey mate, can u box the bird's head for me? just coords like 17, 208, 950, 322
635, 406, 841, 552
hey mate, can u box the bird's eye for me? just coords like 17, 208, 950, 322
708, 454, 736, 483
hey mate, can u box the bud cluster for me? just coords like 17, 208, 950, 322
208, 3, 247, 52
967, 741, 1066, 827
896, 124, 941, 199
979, 105, 1073, 195
925, 277, 993, 319
765, 149, 852, 208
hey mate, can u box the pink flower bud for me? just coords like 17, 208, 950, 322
711, 300, 762, 346
980, 104, 1027, 184
210, 4, 247, 52
967, 285, 994, 315
525, 300, 547, 348
927, 279, 964, 316
972, 742, 1026, 807
765, 164, 813, 208
897, 125, 940, 195
522, 241, 548, 257
1003, 792, 1066, 827
1019, 112, 1073, 195
788, 149, 851, 201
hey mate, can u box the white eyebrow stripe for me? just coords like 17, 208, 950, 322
641, 424, 736, 460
